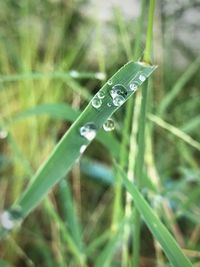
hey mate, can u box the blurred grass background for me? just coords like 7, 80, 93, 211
0, 0, 200, 266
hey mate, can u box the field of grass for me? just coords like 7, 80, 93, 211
0, 0, 200, 266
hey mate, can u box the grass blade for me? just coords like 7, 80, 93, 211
148, 113, 200, 151
0, 61, 156, 238
159, 55, 200, 115
116, 164, 193, 267
9, 103, 121, 158
0, 71, 105, 83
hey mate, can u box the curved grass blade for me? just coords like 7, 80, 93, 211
159, 55, 200, 115
116, 164, 193, 267
95, 219, 126, 267
148, 113, 200, 151
0, 71, 105, 83
0, 61, 156, 238
13, 103, 80, 122
10, 103, 120, 157
58, 179, 84, 251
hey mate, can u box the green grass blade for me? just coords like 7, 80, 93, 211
0, 61, 156, 238
58, 179, 84, 251
44, 199, 85, 265
13, 103, 80, 122
0, 71, 105, 83
116, 164, 193, 267
9, 103, 120, 158
159, 55, 200, 115
80, 157, 114, 185
95, 219, 126, 267
180, 115, 200, 133
148, 113, 200, 151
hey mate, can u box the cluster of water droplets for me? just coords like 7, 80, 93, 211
80, 122, 97, 141
128, 72, 147, 92
80, 70, 148, 146
91, 90, 105, 109
109, 84, 127, 107
0, 207, 23, 231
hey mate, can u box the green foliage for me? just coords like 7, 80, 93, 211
0, 0, 200, 266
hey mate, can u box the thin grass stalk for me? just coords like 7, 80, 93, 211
121, 0, 147, 265
112, 0, 146, 242
159, 55, 200, 115
148, 114, 200, 151
133, 1, 156, 266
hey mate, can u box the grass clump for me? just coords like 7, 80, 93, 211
0, 0, 199, 267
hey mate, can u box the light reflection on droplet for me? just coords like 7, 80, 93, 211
80, 122, 97, 141
92, 97, 102, 109
103, 118, 115, 132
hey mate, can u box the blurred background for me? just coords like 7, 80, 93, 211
0, 0, 200, 266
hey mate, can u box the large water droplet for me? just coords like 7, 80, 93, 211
80, 145, 87, 154
110, 84, 127, 99
113, 95, 125, 107
103, 119, 115, 131
0, 207, 23, 230
92, 97, 102, 109
80, 122, 97, 141
97, 91, 105, 99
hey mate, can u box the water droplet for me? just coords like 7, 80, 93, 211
103, 119, 115, 131
0, 129, 8, 139
107, 80, 112, 85
107, 102, 112, 107
69, 70, 79, 78
139, 74, 146, 82
97, 91, 105, 99
92, 97, 102, 109
129, 83, 138, 92
80, 145, 87, 154
113, 95, 125, 107
0, 207, 23, 230
110, 84, 127, 99
95, 72, 106, 80
80, 122, 97, 141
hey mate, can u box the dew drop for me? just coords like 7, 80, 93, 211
129, 83, 138, 92
113, 95, 125, 107
92, 97, 102, 109
80, 145, 87, 154
0, 207, 23, 230
103, 118, 115, 132
69, 70, 79, 78
139, 74, 146, 82
107, 80, 112, 85
0, 129, 8, 139
80, 122, 97, 141
95, 72, 106, 80
110, 84, 127, 99
97, 91, 105, 99
107, 102, 112, 107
